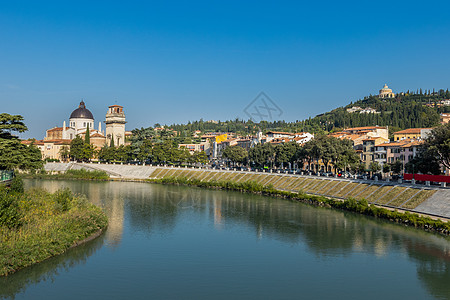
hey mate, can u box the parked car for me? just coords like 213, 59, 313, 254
319, 171, 334, 177
338, 171, 352, 178
371, 174, 382, 180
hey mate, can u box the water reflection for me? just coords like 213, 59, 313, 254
0, 232, 105, 299
24, 180, 125, 247
16, 180, 450, 299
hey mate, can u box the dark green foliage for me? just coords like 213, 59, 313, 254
0, 113, 28, 139
310, 95, 440, 131
406, 149, 441, 175
369, 162, 381, 173
70, 136, 94, 162
248, 142, 275, 167
275, 142, 300, 167
404, 123, 450, 175
222, 146, 248, 166
84, 124, 90, 144
0, 114, 43, 171
0, 188, 23, 229
9, 177, 24, 193
390, 160, 403, 174
69, 136, 85, 161
0, 137, 43, 171
423, 123, 450, 170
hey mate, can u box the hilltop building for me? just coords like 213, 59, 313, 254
379, 84, 395, 98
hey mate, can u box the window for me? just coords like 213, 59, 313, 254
83, 122, 86, 127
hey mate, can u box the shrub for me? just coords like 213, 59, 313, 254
9, 176, 24, 194
53, 188, 74, 211
0, 189, 22, 228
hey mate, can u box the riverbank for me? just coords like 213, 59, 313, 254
0, 179, 108, 276
149, 176, 450, 235
38, 164, 450, 234
22, 169, 109, 181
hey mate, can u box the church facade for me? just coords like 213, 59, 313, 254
39, 101, 128, 161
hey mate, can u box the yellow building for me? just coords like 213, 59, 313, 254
22, 139, 71, 161
393, 128, 432, 141
362, 137, 389, 169
379, 84, 395, 98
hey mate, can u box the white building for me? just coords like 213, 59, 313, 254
45, 101, 103, 141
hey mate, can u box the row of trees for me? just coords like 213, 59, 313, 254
68, 137, 209, 165
223, 136, 362, 173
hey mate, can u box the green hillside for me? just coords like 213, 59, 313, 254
158, 89, 450, 136
307, 90, 449, 132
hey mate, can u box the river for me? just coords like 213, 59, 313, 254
1, 180, 450, 299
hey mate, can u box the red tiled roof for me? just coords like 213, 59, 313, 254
47, 127, 63, 132
393, 128, 432, 135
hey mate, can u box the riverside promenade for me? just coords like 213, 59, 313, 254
43, 162, 450, 219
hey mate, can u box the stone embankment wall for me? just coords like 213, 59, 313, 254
44, 163, 450, 218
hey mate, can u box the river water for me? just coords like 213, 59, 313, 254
1, 180, 450, 299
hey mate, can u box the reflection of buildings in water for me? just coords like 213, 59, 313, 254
213, 197, 223, 229
353, 234, 364, 251
38, 181, 126, 248
373, 238, 387, 257
105, 194, 124, 247
256, 223, 263, 240
101, 183, 125, 248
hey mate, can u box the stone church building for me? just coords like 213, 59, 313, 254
33, 101, 129, 161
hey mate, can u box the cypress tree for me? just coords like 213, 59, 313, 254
84, 124, 90, 145
110, 136, 115, 147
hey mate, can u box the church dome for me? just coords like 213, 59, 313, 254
70, 101, 94, 120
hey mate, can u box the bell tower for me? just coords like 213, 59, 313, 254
105, 105, 126, 146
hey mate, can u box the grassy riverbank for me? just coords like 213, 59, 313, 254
150, 176, 450, 235
23, 169, 110, 180
0, 178, 108, 276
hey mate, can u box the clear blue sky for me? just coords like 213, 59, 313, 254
1, 0, 450, 139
